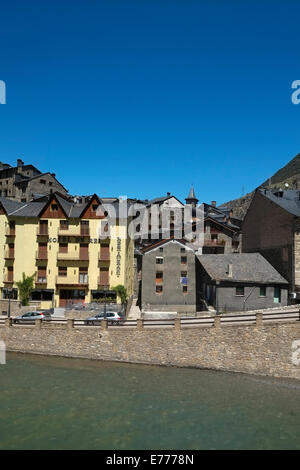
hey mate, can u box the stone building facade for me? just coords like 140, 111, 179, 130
198, 253, 288, 313
141, 239, 198, 314
242, 189, 300, 301
0, 159, 68, 202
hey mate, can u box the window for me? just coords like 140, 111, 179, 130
156, 257, 163, 264
58, 266, 67, 277
274, 287, 281, 303
156, 272, 163, 284
92, 204, 98, 211
51, 204, 58, 212
79, 267, 88, 284
236, 286, 244, 296
259, 287, 266, 297
182, 285, 188, 293
211, 234, 218, 241
159, 247, 164, 253
180, 248, 186, 253
40, 179, 46, 184
156, 285, 163, 294
181, 256, 187, 264
59, 243, 68, 253
2, 288, 18, 300
60, 220, 69, 230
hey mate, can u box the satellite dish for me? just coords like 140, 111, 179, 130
285, 183, 289, 188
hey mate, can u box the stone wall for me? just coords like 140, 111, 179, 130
0, 299, 41, 317
1, 319, 299, 380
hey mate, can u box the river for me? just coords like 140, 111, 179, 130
0, 352, 299, 450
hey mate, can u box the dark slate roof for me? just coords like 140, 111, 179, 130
259, 188, 300, 217
186, 186, 198, 201
8, 201, 47, 217
197, 253, 288, 284
0, 198, 25, 214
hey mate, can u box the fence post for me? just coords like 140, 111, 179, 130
67, 319, 74, 330
256, 312, 263, 328
5, 318, 12, 328
35, 319, 42, 329
101, 319, 108, 330
214, 315, 221, 329
174, 318, 181, 331
136, 319, 144, 330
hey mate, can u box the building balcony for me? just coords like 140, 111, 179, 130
36, 251, 48, 261
4, 250, 15, 260
5, 228, 15, 237
57, 252, 89, 261
57, 228, 90, 237
99, 251, 110, 261
36, 227, 49, 237
56, 275, 89, 286
3, 277, 14, 284
204, 239, 226, 247
97, 276, 109, 287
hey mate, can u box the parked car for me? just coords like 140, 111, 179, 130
85, 311, 124, 326
13, 311, 51, 324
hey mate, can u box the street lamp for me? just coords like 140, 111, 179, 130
103, 286, 108, 319
7, 287, 13, 318
215, 279, 220, 315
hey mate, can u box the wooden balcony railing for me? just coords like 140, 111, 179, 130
99, 250, 110, 261
36, 251, 48, 260
36, 227, 49, 236
97, 276, 109, 287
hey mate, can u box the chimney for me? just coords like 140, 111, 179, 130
51, 173, 56, 178
227, 263, 233, 278
17, 158, 24, 168
211, 201, 216, 207
167, 192, 171, 197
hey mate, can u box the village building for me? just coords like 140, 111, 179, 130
0, 159, 68, 202
198, 253, 288, 312
242, 188, 300, 301
0, 192, 134, 309
141, 238, 199, 314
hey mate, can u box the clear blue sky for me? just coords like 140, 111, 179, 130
1, 0, 300, 205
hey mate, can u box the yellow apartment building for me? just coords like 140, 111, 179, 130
0, 193, 134, 309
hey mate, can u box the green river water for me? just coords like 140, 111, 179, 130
0, 352, 299, 450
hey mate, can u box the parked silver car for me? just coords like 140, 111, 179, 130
13, 311, 51, 324
85, 311, 124, 326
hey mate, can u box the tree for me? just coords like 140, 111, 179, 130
111, 285, 128, 306
16, 273, 35, 306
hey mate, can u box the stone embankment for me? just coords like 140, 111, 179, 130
0, 313, 299, 380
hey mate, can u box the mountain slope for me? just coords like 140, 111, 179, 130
220, 153, 300, 219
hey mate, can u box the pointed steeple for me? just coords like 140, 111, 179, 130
185, 186, 198, 207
